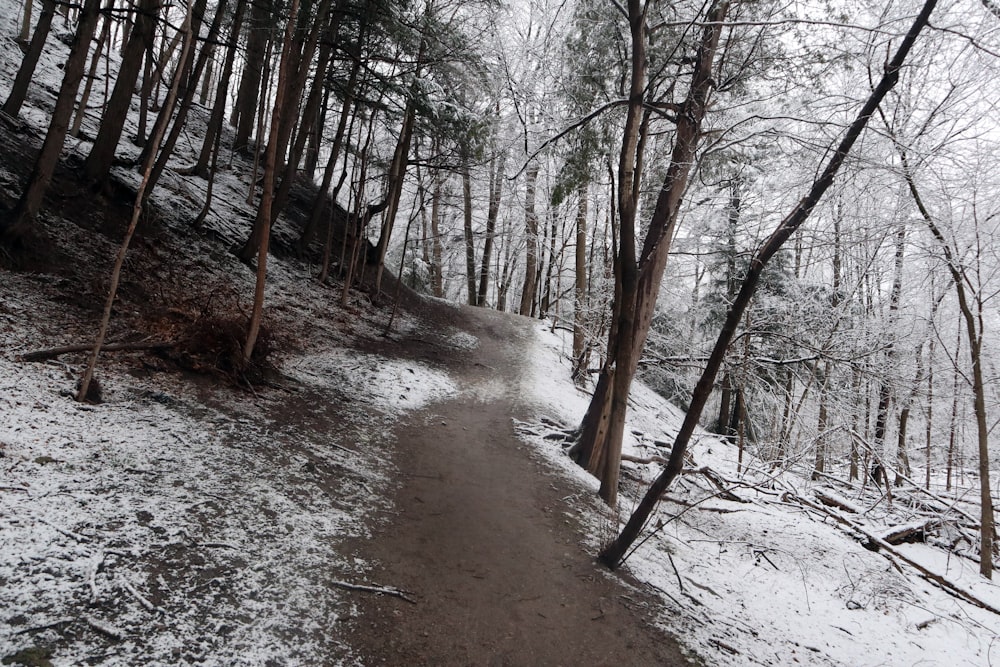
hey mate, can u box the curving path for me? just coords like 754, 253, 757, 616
345, 303, 696, 666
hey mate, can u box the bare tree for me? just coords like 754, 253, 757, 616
244, 0, 302, 363
4, 0, 57, 118
3, 0, 102, 241
599, 0, 939, 567
77, 1, 195, 402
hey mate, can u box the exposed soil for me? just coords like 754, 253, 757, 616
344, 304, 697, 666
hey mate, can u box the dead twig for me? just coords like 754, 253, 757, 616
84, 615, 125, 640
38, 517, 90, 543
330, 579, 417, 604
120, 575, 162, 613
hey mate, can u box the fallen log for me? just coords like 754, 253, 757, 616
881, 520, 942, 546
786, 492, 1000, 616
815, 488, 861, 514
21, 341, 174, 362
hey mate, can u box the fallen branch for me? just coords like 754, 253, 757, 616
84, 615, 125, 640
38, 517, 90, 543
786, 492, 1000, 616
14, 617, 74, 635
683, 467, 748, 503
622, 453, 669, 465
88, 551, 105, 603
330, 579, 417, 604
120, 575, 162, 613
661, 495, 743, 513
21, 340, 174, 362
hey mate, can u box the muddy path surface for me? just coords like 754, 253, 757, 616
344, 303, 696, 666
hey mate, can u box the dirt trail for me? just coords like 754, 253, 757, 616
345, 304, 695, 666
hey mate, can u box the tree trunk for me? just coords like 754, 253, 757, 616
298, 52, 361, 252
372, 94, 420, 292
599, 0, 938, 566
19, 0, 34, 43
71, 7, 111, 138
873, 223, 906, 474
142, 0, 226, 199
462, 164, 477, 305
4, 0, 101, 240
572, 179, 589, 379
83, 0, 160, 184
234, 0, 271, 150
812, 364, 830, 479
580, 0, 723, 507
76, 0, 194, 402
244, 0, 300, 363
895, 146, 994, 578
271, 15, 336, 221
194, 0, 247, 177
477, 151, 506, 308
518, 163, 540, 315
430, 166, 444, 297
3, 0, 57, 118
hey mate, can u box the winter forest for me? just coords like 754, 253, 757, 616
2, 0, 1000, 663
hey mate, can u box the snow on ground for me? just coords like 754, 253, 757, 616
519, 321, 1000, 667
285, 351, 457, 413
0, 275, 458, 666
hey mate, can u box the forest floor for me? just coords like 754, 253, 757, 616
2, 4, 999, 662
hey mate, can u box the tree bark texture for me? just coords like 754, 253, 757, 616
579, 0, 725, 507
234, 0, 271, 150
77, 1, 194, 402
518, 163, 540, 316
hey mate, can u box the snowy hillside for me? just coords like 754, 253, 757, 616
520, 324, 1000, 666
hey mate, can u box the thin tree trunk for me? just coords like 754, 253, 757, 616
518, 163, 540, 315
234, 0, 271, 150
192, 110, 223, 228
83, 0, 160, 184
946, 324, 961, 492
581, 0, 726, 507
894, 145, 994, 578
270, 0, 338, 220
298, 49, 362, 252
3, 0, 58, 118
572, 179, 589, 379
5, 0, 102, 240
143, 0, 227, 199
599, 0, 938, 566
244, 0, 300, 364
477, 151, 507, 307
71, 7, 112, 137
77, 2, 193, 401
194, 0, 247, 177
19, 0, 34, 42
430, 166, 444, 297
873, 223, 906, 475
462, 164, 477, 305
